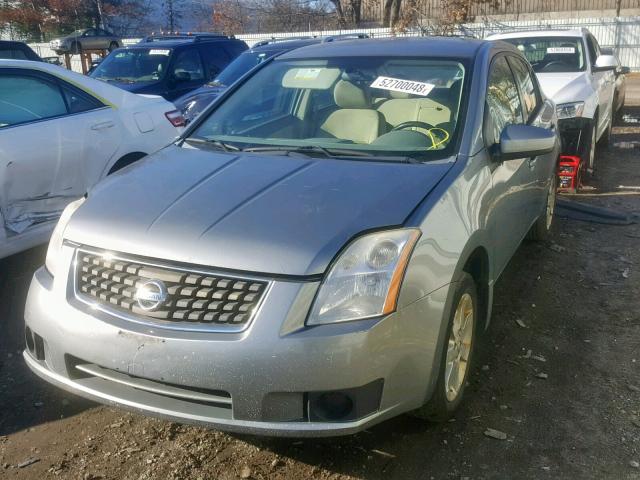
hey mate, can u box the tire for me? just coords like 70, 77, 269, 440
108, 41, 118, 52
412, 273, 478, 422
70, 41, 81, 54
583, 117, 597, 179
527, 174, 556, 242
597, 111, 612, 149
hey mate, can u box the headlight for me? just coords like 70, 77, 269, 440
307, 229, 421, 325
556, 102, 585, 119
45, 197, 85, 276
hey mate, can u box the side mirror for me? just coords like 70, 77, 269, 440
593, 54, 617, 72
495, 124, 556, 161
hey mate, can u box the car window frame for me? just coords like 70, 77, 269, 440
483, 52, 526, 149
507, 55, 543, 124
0, 68, 107, 129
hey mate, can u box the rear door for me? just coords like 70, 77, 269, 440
0, 68, 120, 236
82, 28, 100, 50
484, 55, 533, 275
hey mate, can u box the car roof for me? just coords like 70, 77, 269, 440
487, 29, 585, 40
0, 59, 149, 106
0, 40, 30, 48
249, 38, 325, 53
278, 37, 487, 60
134, 37, 241, 49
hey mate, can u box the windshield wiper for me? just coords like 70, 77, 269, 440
243, 145, 423, 163
105, 77, 135, 84
183, 137, 241, 152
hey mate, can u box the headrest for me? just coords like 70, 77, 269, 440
334, 80, 369, 109
389, 90, 411, 99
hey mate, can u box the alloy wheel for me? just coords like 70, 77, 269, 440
546, 178, 556, 230
445, 293, 474, 402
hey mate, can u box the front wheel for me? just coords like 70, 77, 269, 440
527, 174, 556, 242
108, 41, 118, 52
412, 273, 478, 421
598, 112, 613, 149
583, 118, 597, 180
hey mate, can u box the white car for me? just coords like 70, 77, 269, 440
0, 59, 184, 259
488, 29, 617, 190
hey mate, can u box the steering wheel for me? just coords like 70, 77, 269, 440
391, 120, 436, 132
540, 61, 570, 72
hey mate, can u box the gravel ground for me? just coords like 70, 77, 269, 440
1, 89, 640, 480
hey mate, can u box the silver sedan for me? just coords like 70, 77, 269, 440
24, 37, 559, 436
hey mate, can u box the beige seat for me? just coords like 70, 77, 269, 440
377, 91, 451, 131
319, 80, 386, 144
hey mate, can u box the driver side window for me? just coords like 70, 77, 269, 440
484, 56, 524, 147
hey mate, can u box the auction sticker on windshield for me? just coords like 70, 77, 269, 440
547, 47, 575, 54
370, 76, 435, 97
149, 49, 170, 55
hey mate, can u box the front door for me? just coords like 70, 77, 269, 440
484, 55, 535, 276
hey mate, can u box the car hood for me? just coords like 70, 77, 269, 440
536, 72, 590, 103
65, 145, 453, 276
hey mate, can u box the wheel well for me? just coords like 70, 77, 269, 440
107, 152, 147, 175
462, 247, 490, 329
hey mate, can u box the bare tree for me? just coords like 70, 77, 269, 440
394, 0, 508, 33
162, 0, 182, 31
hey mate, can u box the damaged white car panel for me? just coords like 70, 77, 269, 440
0, 59, 183, 259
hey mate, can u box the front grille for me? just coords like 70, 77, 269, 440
76, 249, 268, 327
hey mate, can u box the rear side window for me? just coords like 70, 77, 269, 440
61, 84, 103, 114
0, 48, 29, 60
0, 74, 67, 127
199, 46, 230, 80
484, 56, 524, 147
508, 56, 541, 122
225, 41, 248, 57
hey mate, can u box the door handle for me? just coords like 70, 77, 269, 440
91, 121, 115, 131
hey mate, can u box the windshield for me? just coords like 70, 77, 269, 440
503, 37, 586, 73
189, 56, 467, 161
91, 48, 171, 83
213, 50, 277, 87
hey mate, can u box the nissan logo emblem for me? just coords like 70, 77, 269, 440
134, 280, 168, 311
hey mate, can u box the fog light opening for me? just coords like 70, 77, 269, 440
313, 392, 354, 421
33, 332, 46, 361
25, 327, 35, 354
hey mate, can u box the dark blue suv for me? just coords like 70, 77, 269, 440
175, 34, 368, 122
90, 33, 248, 101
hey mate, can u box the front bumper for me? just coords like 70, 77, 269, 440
24, 247, 450, 437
